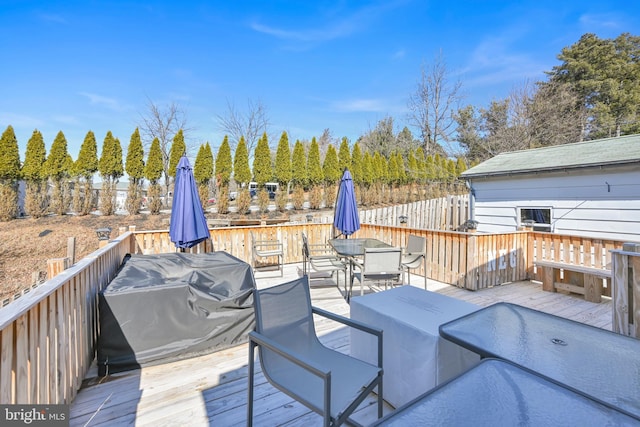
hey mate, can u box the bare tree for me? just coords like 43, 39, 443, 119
317, 128, 337, 157
216, 98, 270, 154
408, 52, 463, 156
138, 98, 190, 200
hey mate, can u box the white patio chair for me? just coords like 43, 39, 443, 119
301, 232, 348, 291
351, 247, 403, 300
402, 235, 427, 289
248, 276, 383, 427
251, 231, 283, 276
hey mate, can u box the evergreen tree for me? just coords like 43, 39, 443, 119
350, 143, 363, 184
98, 131, 123, 215
44, 131, 72, 216
274, 131, 292, 188
215, 136, 233, 186
145, 137, 164, 214
322, 144, 340, 185
0, 125, 21, 220
338, 137, 351, 171
233, 136, 252, 186
125, 128, 145, 214
307, 137, 323, 186
194, 142, 214, 207
22, 129, 48, 218
362, 152, 374, 187
291, 139, 307, 187
252, 132, 273, 187
322, 144, 340, 208
547, 32, 640, 138
74, 130, 99, 215
415, 147, 426, 183
168, 129, 186, 178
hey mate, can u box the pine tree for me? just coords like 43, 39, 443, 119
338, 137, 351, 171
0, 125, 21, 220
73, 131, 99, 215
307, 137, 323, 186
233, 136, 252, 186
98, 131, 123, 215
215, 136, 233, 186
168, 129, 186, 178
22, 129, 48, 218
322, 144, 340, 208
350, 143, 363, 184
274, 131, 292, 188
322, 144, 340, 185
145, 137, 164, 214
125, 128, 145, 215
252, 132, 273, 186
43, 131, 72, 216
194, 143, 214, 207
291, 140, 307, 187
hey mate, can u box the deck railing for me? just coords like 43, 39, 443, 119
1, 222, 638, 405
0, 230, 134, 404
611, 243, 640, 338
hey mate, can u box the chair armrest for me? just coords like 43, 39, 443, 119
249, 331, 330, 379
312, 306, 382, 338
312, 306, 383, 369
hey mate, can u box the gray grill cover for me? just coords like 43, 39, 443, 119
97, 252, 255, 376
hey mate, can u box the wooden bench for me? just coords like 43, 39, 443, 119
534, 260, 611, 303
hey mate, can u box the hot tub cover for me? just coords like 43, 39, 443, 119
97, 252, 255, 375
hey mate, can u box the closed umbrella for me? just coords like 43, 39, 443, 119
333, 169, 360, 238
169, 155, 210, 249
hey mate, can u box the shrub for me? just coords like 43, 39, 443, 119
236, 189, 251, 214
292, 186, 305, 210
257, 189, 270, 213
308, 186, 322, 210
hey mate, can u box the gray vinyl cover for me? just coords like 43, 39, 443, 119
97, 252, 255, 375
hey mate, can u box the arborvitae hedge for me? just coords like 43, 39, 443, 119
252, 132, 273, 186
274, 131, 292, 187
233, 136, 251, 186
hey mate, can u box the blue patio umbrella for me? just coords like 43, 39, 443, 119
169, 155, 210, 249
333, 169, 360, 238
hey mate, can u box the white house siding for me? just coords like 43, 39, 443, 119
470, 165, 640, 242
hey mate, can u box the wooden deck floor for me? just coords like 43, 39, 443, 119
70, 263, 613, 426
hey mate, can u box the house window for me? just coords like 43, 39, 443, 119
519, 208, 552, 232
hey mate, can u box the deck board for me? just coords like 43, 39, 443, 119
70, 263, 613, 426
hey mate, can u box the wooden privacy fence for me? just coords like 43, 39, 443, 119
359, 195, 469, 230
611, 243, 640, 338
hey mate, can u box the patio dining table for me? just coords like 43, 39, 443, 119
439, 302, 640, 420
328, 238, 393, 296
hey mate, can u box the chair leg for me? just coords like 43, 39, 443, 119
247, 341, 255, 427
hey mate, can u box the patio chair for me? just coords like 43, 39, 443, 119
301, 232, 348, 291
402, 235, 427, 289
248, 276, 383, 427
251, 231, 283, 276
351, 247, 403, 300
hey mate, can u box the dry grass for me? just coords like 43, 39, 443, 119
0, 213, 170, 302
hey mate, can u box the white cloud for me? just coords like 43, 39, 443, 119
36, 12, 67, 24
330, 98, 387, 113
579, 12, 623, 30
0, 112, 43, 128
79, 92, 125, 111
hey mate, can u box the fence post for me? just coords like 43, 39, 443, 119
47, 257, 70, 279
67, 237, 76, 265
465, 234, 478, 290
612, 243, 640, 337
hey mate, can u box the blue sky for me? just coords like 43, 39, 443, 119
1, 1, 638, 160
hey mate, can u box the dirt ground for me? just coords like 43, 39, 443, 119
0, 213, 170, 302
